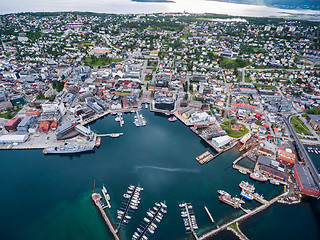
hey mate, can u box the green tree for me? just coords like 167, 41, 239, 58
231, 118, 237, 125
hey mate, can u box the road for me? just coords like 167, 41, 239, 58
283, 115, 320, 196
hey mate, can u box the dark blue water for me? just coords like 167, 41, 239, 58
0, 110, 318, 240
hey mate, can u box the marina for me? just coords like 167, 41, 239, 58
134, 111, 147, 127
179, 202, 199, 239
132, 201, 167, 240
116, 185, 143, 230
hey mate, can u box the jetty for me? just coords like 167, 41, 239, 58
198, 191, 288, 240
204, 206, 218, 227
180, 203, 199, 240
97, 133, 124, 138
117, 186, 137, 230
196, 151, 214, 164
91, 193, 120, 239
101, 185, 111, 208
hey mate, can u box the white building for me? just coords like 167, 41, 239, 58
189, 112, 209, 125
0, 134, 29, 143
211, 135, 231, 148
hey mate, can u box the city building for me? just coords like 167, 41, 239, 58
4, 117, 21, 132
294, 164, 320, 197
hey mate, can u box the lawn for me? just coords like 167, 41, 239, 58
290, 117, 312, 135
221, 123, 249, 138
84, 56, 122, 67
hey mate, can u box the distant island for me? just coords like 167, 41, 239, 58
132, 0, 175, 3
208, 0, 320, 10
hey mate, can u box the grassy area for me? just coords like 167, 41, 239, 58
254, 84, 277, 91
0, 108, 21, 119
245, 76, 251, 82
290, 116, 312, 135
147, 60, 158, 67
221, 123, 249, 138
220, 57, 248, 69
84, 56, 122, 67
145, 74, 152, 81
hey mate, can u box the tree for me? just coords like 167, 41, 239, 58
184, 93, 188, 100
231, 118, 237, 125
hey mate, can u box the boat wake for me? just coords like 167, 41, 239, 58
135, 166, 200, 173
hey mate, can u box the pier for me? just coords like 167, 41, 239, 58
117, 186, 137, 230
204, 206, 219, 228
97, 133, 123, 137
136, 203, 164, 240
196, 151, 214, 164
183, 204, 199, 240
198, 191, 288, 240
91, 193, 120, 240
101, 185, 111, 208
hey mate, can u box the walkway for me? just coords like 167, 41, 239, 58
198, 192, 288, 240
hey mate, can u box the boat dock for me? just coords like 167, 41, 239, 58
195, 151, 214, 164
101, 185, 111, 208
232, 164, 252, 174
97, 133, 124, 137
134, 111, 146, 127
116, 185, 142, 230
91, 193, 120, 239
180, 203, 199, 240
253, 192, 268, 205
135, 202, 166, 240
198, 191, 288, 240
204, 206, 219, 227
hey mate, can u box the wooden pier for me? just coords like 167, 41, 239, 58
183, 204, 199, 240
196, 151, 214, 164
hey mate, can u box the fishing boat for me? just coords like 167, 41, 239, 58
239, 181, 255, 193
240, 190, 254, 200
238, 169, 247, 175
270, 179, 280, 185
250, 172, 268, 182
95, 137, 101, 147
168, 116, 177, 122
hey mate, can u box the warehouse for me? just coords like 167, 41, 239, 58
4, 117, 21, 132
294, 164, 319, 197
211, 135, 231, 148
0, 134, 29, 143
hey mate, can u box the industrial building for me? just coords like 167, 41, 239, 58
55, 121, 78, 140
4, 118, 21, 132
17, 116, 36, 132
154, 96, 175, 111
0, 134, 29, 143
294, 164, 320, 197
211, 135, 231, 148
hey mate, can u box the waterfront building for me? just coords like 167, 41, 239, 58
17, 116, 36, 133
154, 96, 175, 111
211, 135, 231, 148
293, 164, 320, 197
277, 149, 295, 166
0, 134, 29, 143
4, 117, 21, 132
55, 121, 78, 140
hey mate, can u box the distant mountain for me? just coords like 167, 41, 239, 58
209, 0, 320, 10
132, 0, 175, 2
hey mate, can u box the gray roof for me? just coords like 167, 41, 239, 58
257, 155, 272, 166
295, 164, 318, 191
308, 114, 320, 125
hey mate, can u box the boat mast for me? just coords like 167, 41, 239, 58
93, 180, 96, 193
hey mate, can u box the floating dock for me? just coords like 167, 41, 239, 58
195, 151, 214, 164
180, 203, 199, 240
101, 185, 111, 208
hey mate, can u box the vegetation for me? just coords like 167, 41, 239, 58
145, 74, 152, 81
84, 55, 122, 67
306, 108, 320, 115
290, 116, 312, 135
219, 57, 248, 69
221, 121, 249, 138
0, 107, 21, 119
52, 81, 65, 92
36, 92, 56, 102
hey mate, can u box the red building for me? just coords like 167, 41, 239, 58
294, 164, 319, 197
4, 117, 21, 132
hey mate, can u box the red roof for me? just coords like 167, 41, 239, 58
5, 117, 20, 127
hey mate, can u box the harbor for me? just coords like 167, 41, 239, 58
1, 109, 318, 240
